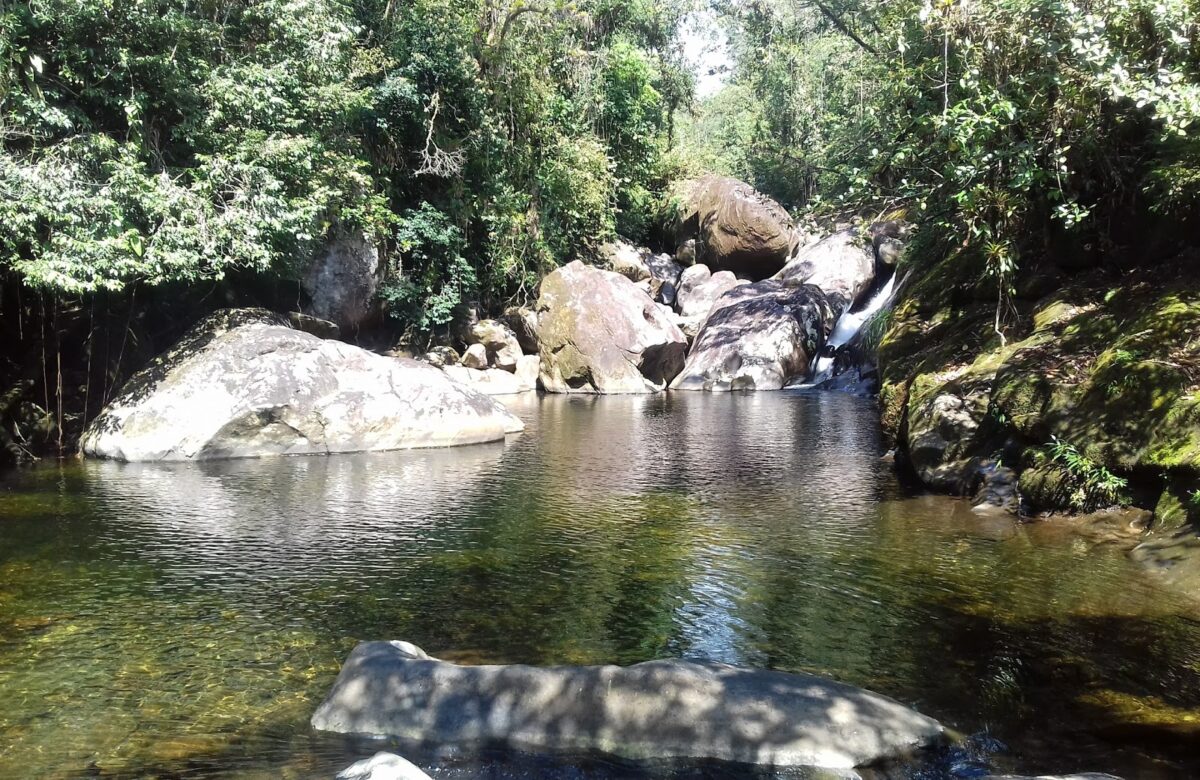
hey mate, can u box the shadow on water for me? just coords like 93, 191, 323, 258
1, 393, 1199, 778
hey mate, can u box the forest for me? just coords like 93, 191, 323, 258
1, 0, 1198, 456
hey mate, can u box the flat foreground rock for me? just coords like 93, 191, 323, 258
311, 640, 945, 769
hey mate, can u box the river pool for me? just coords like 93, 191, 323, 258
1, 392, 1198, 778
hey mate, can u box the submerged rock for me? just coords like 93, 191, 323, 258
336, 752, 432, 780
672, 282, 834, 392
80, 309, 523, 461
536, 261, 686, 393
312, 641, 944, 769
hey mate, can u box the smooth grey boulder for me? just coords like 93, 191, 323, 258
598, 238, 654, 282
312, 641, 945, 769
671, 282, 835, 392
674, 264, 746, 338
303, 231, 380, 330
80, 310, 523, 462
336, 752, 432, 780
536, 261, 686, 393
773, 229, 875, 313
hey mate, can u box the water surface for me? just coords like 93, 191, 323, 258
1, 393, 1198, 778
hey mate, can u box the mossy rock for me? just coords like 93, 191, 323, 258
1018, 463, 1077, 513
1153, 477, 1200, 533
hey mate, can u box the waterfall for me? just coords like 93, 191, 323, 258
796, 272, 898, 387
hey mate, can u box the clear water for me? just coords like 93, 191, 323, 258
1, 393, 1198, 779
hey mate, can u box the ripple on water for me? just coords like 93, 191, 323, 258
1, 392, 1199, 779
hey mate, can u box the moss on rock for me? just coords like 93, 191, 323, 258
881, 246, 1200, 516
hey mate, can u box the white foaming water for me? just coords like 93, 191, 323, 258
798, 272, 897, 387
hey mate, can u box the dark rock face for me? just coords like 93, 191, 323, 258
671, 282, 835, 392
773, 228, 876, 314
287, 312, 340, 340
501, 306, 540, 354
303, 232, 380, 330
80, 309, 523, 461
536, 261, 687, 394
673, 176, 798, 279
312, 640, 946, 769
905, 380, 993, 493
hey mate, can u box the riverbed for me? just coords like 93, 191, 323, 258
1, 393, 1198, 778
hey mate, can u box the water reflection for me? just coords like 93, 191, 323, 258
0, 393, 1198, 779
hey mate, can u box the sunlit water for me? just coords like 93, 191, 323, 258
2, 393, 1198, 779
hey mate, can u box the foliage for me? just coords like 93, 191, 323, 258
1040, 435, 1130, 511
0, 0, 694, 328
705, 0, 1200, 326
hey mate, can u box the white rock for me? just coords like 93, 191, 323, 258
335, 752, 432, 780
80, 309, 523, 462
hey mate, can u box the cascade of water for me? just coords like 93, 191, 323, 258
799, 272, 898, 387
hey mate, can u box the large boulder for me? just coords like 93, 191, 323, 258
80, 309, 523, 462
598, 239, 654, 282
303, 231, 380, 330
903, 373, 997, 494
674, 264, 746, 338
672, 176, 798, 279
671, 282, 835, 392
535, 261, 687, 393
773, 228, 875, 313
312, 640, 945, 769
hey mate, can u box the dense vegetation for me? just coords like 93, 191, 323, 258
3, 0, 1199, 466
0, 0, 693, 455
690, 0, 1199, 301
0, 0, 691, 322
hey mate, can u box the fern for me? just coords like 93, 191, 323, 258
1045, 436, 1129, 511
